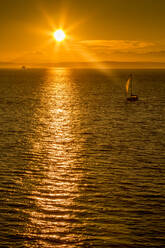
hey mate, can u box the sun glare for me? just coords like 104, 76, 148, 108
53, 29, 66, 42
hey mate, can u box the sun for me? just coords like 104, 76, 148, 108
53, 29, 66, 42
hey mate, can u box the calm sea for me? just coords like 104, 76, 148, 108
0, 68, 164, 248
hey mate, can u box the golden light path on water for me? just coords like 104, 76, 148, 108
24, 69, 85, 247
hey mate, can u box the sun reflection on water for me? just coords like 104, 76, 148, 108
24, 68, 84, 247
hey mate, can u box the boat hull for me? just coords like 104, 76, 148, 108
127, 95, 138, 101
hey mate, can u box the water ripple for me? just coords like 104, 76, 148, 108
0, 69, 165, 247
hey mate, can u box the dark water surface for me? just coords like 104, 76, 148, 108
0, 68, 164, 248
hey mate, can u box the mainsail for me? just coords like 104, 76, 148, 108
126, 74, 132, 95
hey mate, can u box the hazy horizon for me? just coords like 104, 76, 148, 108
1, 61, 165, 69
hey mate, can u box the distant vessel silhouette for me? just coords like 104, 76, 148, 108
22, 66, 26, 70
126, 74, 138, 101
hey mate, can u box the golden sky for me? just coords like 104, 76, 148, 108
1, 0, 165, 66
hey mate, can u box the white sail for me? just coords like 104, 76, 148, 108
126, 74, 132, 95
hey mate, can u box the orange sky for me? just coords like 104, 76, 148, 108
1, 0, 165, 66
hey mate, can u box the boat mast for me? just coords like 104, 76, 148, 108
130, 74, 133, 95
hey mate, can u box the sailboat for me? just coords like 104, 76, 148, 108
126, 74, 138, 101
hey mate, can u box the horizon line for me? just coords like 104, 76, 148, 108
1, 61, 165, 69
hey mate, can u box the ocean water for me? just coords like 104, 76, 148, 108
0, 68, 164, 248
